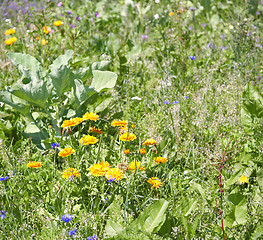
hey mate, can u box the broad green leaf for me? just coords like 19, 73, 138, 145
224, 169, 242, 189
7, 52, 44, 81
105, 219, 124, 237
50, 65, 74, 97
10, 78, 50, 108
95, 97, 113, 112
49, 50, 74, 72
0, 90, 32, 120
72, 79, 96, 106
131, 199, 169, 234
191, 182, 211, 205
49, 50, 74, 97
241, 83, 263, 133
257, 168, 263, 192
91, 70, 117, 92
252, 224, 263, 240
23, 123, 49, 149
92, 61, 111, 71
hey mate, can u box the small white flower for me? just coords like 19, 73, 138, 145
155, 0, 160, 3
131, 96, 142, 100
154, 14, 160, 19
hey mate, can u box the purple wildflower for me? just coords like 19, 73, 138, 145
87, 235, 97, 240
201, 23, 207, 28
69, 229, 77, 236
163, 100, 170, 104
172, 101, 179, 104
95, 12, 100, 18
189, 56, 196, 60
70, 24, 75, 29
189, 7, 197, 11
51, 143, 60, 149
76, 16, 81, 20
67, 11, 72, 15
141, 35, 148, 40
0, 177, 9, 181
106, 176, 116, 185
57, 2, 63, 7
0, 210, 7, 219
256, 11, 260, 15
185, 96, 189, 99
61, 214, 73, 222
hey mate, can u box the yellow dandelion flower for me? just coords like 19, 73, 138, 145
147, 177, 162, 189
128, 161, 145, 172
4, 37, 17, 45
83, 112, 99, 121
61, 117, 84, 128
154, 157, 167, 164
106, 168, 125, 181
62, 167, 81, 179
53, 20, 64, 26
142, 138, 156, 145
90, 126, 103, 134
79, 135, 98, 145
41, 39, 48, 45
238, 174, 249, 184
42, 26, 51, 34
169, 12, 175, 16
111, 120, 128, 127
58, 147, 75, 157
27, 161, 43, 168
88, 161, 111, 176
5, 28, 16, 35
140, 148, 146, 155
120, 132, 137, 142
123, 149, 130, 154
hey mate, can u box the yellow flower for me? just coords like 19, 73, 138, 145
128, 161, 145, 172
53, 20, 64, 26
140, 148, 146, 155
27, 161, 43, 168
79, 135, 98, 145
106, 168, 125, 181
120, 125, 128, 133
5, 28, 16, 35
42, 26, 51, 34
123, 149, 130, 154
142, 138, 156, 145
90, 126, 103, 134
238, 174, 249, 184
4, 37, 17, 45
120, 132, 137, 142
62, 167, 81, 179
154, 157, 167, 164
61, 117, 84, 128
83, 112, 99, 122
58, 147, 75, 157
41, 39, 48, 45
88, 161, 111, 176
169, 12, 175, 16
132, 124, 136, 128
147, 177, 162, 189
111, 120, 128, 127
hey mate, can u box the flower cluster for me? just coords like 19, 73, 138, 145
62, 168, 81, 179
128, 161, 145, 172
143, 138, 156, 145
61, 214, 73, 222
0, 176, 9, 181
61, 117, 84, 128
27, 161, 43, 168
120, 132, 137, 142
58, 147, 75, 157
147, 177, 162, 189
154, 157, 167, 164
79, 135, 98, 145
83, 112, 99, 122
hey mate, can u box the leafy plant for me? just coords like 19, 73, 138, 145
0, 50, 117, 148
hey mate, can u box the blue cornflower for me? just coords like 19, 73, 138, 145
61, 214, 73, 222
0, 210, 7, 219
172, 101, 179, 104
106, 176, 116, 185
185, 96, 189, 99
189, 56, 196, 60
51, 143, 60, 149
0, 177, 9, 181
87, 235, 97, 240
69, 228, 77, 236
163, 100, 170, 104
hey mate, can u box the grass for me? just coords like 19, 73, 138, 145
0, 0, 263, 239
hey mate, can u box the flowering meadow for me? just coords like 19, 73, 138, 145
0, 0, 263, 239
